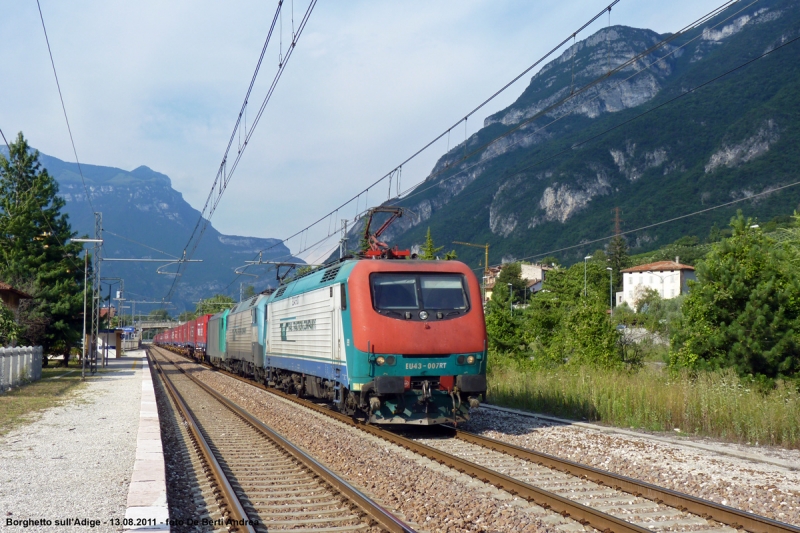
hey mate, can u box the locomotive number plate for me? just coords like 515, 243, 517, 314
405, 362, 447, 370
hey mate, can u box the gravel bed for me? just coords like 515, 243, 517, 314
156, 353, 590, 533
461, 407, 800, 527
150, 360, 227, 532
0, 358, 142, 532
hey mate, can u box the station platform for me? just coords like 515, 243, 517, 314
0, 348, 169, 532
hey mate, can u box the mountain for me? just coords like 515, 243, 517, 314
1, 148, 301, 313
376, 0, 800, 268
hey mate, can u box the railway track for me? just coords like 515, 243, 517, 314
148, 347, 416, 533
154, 347, 800, 533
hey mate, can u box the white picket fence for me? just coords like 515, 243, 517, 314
0, 346, 43, 392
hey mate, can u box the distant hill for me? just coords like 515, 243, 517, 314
370, 0, 800, 269
1, 148, 301, 313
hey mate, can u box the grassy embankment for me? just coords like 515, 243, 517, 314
0, 359, 88, 437
487, 355, 800, 449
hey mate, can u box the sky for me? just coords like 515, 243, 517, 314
1, 0, 729, 261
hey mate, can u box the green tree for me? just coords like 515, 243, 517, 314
195, 294, 235, 316
419, 227, 444, 260
671, 212, 800, 378
0, 304, 21, 345
540, 255, 560, 267
515, 260, 623, 368
493, 263, 527, 304
148, 308, 171, 321
606, 235, 629, 294
177, 311, 196, 322
242, 284, 256, 299
0, 133, 84, 364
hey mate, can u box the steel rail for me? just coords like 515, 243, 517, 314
447, 428, 800, 533
162, 350, 647, 533
150, 347, 416, 533
157, 345, 800, 533
147, 351, 255, 533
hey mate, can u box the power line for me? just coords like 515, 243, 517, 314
244, 0, 740, 264
104, 230, 178, 259
164, 0, 319, 305
210, 0, 743, 296
35, 0, 95, 217
506, 179, 800, 266
394, 0, 753, 205
415, 31, 800, 220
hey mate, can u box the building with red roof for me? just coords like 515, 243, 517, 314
618, 257, 696, 309
0, 282, 33, 314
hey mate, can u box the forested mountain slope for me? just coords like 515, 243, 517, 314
382, 0, 800, 267
0, 149, 299, 312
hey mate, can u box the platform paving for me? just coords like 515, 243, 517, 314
0, 348, 169, 532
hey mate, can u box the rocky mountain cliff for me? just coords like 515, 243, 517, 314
9, 151, 300, 313
379, 0, 800, 267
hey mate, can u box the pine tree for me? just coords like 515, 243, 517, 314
671, 212, 800, 378
606, 235, 629, 294
419, 227, 444, 260
0, 133, 85, 363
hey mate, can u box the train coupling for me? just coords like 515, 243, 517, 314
369, 396, 381, 413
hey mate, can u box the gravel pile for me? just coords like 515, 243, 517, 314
156, 353, 589, 533
0, 360, 142, 532
463, 407, 800, 527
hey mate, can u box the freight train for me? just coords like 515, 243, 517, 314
155, 208, 487, 425
155, 257, 487, 425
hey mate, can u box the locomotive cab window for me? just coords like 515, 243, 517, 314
370, 273, 469, 318
371, 275, 418, 309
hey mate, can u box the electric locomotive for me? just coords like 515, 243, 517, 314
159, 208, 488, 425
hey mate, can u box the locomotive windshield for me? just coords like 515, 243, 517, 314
371, 273, 468, 311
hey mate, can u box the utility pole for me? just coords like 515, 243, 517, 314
613, 207, 622, 236
72, 237, 103, 380
90, 213, 102, 374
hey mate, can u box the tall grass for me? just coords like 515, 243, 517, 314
487, 356, 800, 449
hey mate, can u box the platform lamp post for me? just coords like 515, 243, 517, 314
72, 238, 103, 380
584, 255, 592, 297
606, 267, 613, 318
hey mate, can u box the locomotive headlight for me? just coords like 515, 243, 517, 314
466, 355, 476, 365
457, 355, 466, 365
376, 356, 386, 366
386, 355, 396, 366
419, 311, 429, 320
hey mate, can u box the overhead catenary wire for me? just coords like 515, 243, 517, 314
412, 29, 800, 221
487, 178, 800, 269
35, 0, 95, 217
104, 230, 178, 259
242, 0, 739, 266
392, 0, 750, 205
212, 0, 744, 296
163, 0, 319, 305
218, 1, 634, 284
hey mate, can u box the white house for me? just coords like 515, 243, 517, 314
483, 263, 553, 302
617, 257, 696, 309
